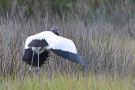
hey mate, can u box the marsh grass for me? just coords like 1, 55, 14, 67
0, 0, 135, 89
0, 17, 135, 76
0, 73, 134, 90
0, 10, 135, 90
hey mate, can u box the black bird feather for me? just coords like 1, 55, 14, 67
22, 48, 49, 67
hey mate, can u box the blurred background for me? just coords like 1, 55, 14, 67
0, 0, 135, 77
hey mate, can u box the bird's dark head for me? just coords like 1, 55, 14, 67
51, 27, 60, 36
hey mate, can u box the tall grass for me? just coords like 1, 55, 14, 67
0, 0, 135, 89
0, 73, 134, 90
0, 16, 135, 76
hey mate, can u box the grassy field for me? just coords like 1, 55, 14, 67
0, 6, 135, 89
0, 73, 134, 90
0, 0, 135, 90
0, 18, 135, 90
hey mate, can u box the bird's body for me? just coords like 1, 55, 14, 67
22, 29, 87, 72
25, 31, 77, 54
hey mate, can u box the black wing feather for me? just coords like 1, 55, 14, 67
28, 39, 48, 47
51, 49, 86, 66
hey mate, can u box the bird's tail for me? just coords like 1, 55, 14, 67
77, 55, 89, 71
79, 56, 89, 67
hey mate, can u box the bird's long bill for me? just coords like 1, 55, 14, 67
51, 49, 86, 66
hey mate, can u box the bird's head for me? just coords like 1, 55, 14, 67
51, 27, 60, 36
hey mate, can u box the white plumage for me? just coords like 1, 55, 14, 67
25, 31, 77, 54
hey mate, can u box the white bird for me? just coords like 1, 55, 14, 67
22, 27, 87, 72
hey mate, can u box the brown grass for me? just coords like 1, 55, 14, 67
0, 16, 135, 77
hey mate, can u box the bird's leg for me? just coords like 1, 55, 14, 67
36, 52, 40, 73
28, 50, 35, 73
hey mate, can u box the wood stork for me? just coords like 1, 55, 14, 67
22, 27, 87, 72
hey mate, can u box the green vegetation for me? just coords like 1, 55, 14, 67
0, 0, 135, 89
0, 0, 135, 19
0, 73, 134, 90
